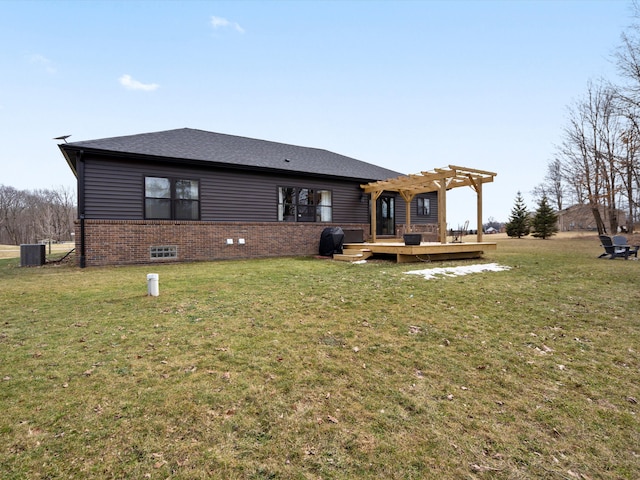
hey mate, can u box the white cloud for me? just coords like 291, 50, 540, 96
118, 74, 159, 92
211, 15, 245, 34
29, 54, 56, 74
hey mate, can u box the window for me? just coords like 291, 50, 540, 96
145, 177, 199, 220
150, 245, 177, 259
417, 197, 430, 216
278, 187, 332, 222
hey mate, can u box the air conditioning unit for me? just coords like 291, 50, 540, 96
20, 244, 46, 267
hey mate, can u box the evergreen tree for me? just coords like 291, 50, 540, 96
531, 195, 558, 239
505, 191, 530, 238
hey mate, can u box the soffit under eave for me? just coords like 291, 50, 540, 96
58, 145, 78, 178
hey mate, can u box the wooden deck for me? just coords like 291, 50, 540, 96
336, 240, 497, 263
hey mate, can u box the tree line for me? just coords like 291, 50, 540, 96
0, 185, 76, 245
535, 2, 640, 234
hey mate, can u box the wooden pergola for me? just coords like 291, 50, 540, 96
360, 165, 497, 244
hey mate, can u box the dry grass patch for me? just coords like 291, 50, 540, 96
0, 233, 638, 479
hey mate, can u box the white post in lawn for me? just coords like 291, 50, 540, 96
147, 273, 159, 296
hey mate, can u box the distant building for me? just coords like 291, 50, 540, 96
557, 204, 626, 231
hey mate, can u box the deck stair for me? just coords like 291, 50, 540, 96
333, 248, 373, 262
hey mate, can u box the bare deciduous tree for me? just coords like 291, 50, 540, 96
0, 185, 75, 245
0, 186, 29, 245
549, 4, 640, 234
557, 81, 612, 234
532, 158, 566, 211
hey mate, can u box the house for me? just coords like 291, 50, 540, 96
59, 128, 440, 267
556, 204, 627, 232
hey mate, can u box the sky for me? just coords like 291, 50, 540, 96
0, 0, 632, 228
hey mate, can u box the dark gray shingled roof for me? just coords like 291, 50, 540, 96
60, 128, 403, 181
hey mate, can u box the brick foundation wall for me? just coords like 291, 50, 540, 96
75, 220, 371, 267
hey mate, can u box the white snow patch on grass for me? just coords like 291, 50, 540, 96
405, 263, 511, 280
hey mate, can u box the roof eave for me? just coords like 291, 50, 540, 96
58, 144, 78, 178
60, 146, 391, 183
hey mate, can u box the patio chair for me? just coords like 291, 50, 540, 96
599, 235, 630, 260
613, 235, 639, 258
450, 220, 469, 243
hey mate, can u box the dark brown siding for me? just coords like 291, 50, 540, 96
411, 193, 439, 225
384, 193, 438, 227
84, 159, 143, 219
83, 155, 370, 223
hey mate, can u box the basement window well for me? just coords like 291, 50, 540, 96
150, 245, 177, 259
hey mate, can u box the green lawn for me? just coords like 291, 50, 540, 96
1, 234, 638, 479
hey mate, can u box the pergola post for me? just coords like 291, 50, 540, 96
370, 191, 382, 243
476, 181, 483, 242
438, 181, 447, 244
399, 191, 415, 235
